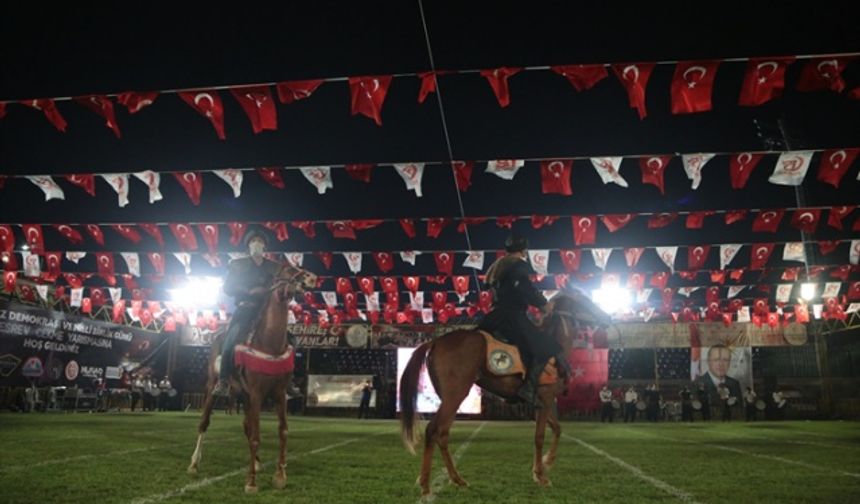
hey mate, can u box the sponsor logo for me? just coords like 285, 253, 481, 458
22, 356, 44, 378
81, 366, 103, 379
0, 354, 21, 377
65, 360, 79, 381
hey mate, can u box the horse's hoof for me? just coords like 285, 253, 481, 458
450, 476, 469, 487
542, 455, 556, 470
186, 465, 197, 475
244, 484, 258, 494
273, 475, 287, 490
532, 472, 551, 487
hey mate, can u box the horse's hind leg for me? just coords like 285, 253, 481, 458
435, 396, 470, 488
532, 386, 555, 487
542, 393, 561, 471
187, 380, 218, 474
244, 391, 263, 494
272, 383, 288, 490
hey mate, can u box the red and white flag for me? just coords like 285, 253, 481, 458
572, 216, 597, 245
345, 164, 374, 183
625, 247, 644, 268
611, 63, 656, 119
44, 252, 62, 280
178, 90, 225, 139
796, 58, 847, 93
486, 159, 524, 180
551, 64, 608, 91
791, 209, 821, 233
453, 275, 470, 302
752, 209, 784, 233
783, 242, 807, 263
21, 224, 45, 253
750, 243, 775, 270
227, 222, 247, 246
327, 221, 356, 240
729, 152, 764, 189
111, 224, 142, 243
36, 285, 49, 302
638, 156, 671, 194
400, 251, 419, 266
357, 277, 375, 296
528, 250, 550, 275
590, 248, 612, 271
480, 67, 521, 107
434, 252, 454, 275
559, 249, 581, 272
70, 287, 83, 308
627, 273, 646, 292
393, 163, 425, 197
769, 151, 813, 186
0, 225, 14, 253
22, 98, 67, 132
671, 61, 720, 114
372, 252, 394, 273
823, 282, 841, 299
173, 172, 203, 205
258, 167, 285, 189
590, 157, 627, 187
681, 153, 715, 190
816, 149, 859, 188
364, 292, 380, 313
409, 291, 425, 311
65, 174, 96, 196
426, 218, 451, 239
197, 224, 219, 254
169, 223, 198, 251
720, 244, 742, 270
262, 222, 289, 242
403, 276, 421, 294
656, 246, 678, 273
101, 173, 130, 207
738, 58, 793, 106
121, 252, 140, 277
647, 213, 677, 229
540, 160, 573, 195
463, 251, 485, 270
117, 91, 158, 113
688, 245, 710, 270
343, 252, 362, 273
453, 161, 474, 191
348, 76, 393, 125
74, 95, 121, 137
284, 253, 303, 268
819, 241, 840, 255
851, 240, 860, 266
133, 171, 163, 203
727, 285, 746, 299
173, 253, 192, 275
685, 211, 713, 229
148, 252, 165, 276
321, 291, 337, 308
276, 79, 323, 104
95, 252, 115, 281
229, 85, 277, 133
300, 166, 333, 194
53, 225, 83, 245
213, 169, 243, 198
26, 176, 65, 201
602, 214, 634, 233
22, 251, 40, 278
66, 252, 86, 264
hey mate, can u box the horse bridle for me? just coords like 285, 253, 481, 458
270, 266, 311, 292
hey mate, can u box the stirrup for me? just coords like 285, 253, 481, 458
212, 379, 230, 396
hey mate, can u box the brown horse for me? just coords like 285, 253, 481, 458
400, 292, 610, 496
187, 263, 317, 493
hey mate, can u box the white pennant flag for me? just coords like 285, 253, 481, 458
36, 285, 49, 302
202, 253, 221, 268
284, 253, 304, 267
321, 291, 337, 307
108, 287, 122, 304
775, 284, 793, 304
737, 306, 751, 323
813, 304, 823, 319
643, 307, 656, 322
656, 246, 678, 273
847, 303, 860, 314
769, 151, 813, 186
26, 175, 65, 201
65, 252, 86, 264
70, 287, 83, 307
287, 310, 297, 324
213, 169, 243, 198
421, 308, 434, 324
462, 251, 485, 270
823, 282, 841, 299
590, 157, 627, 187
101, 173, 130, 207
782, 242, 806, 263
409, 291, 424, 311
528, 249, 550, 275
393, 163, 425, 197
228, 252, 248, 262
400, 251, 419, 266
173, 252, 192, 274
720, 244, 742, 270
485, 159, 525, 180
542, 290, 559, 301
121, 252, 141, 277
133, 171, 163, 203
636, 288, 653, 303
678, 286, 699, 297
300, 166, 333, 194
343, 252, 362, 273
681, 153, 715, 190
365, 292, 380, 312
850, 240, 860, 265
22, 251, 41, 278
727, 285, 746, 298
590, 248, 612, 271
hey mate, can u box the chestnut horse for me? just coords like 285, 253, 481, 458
400, 292, 610, 496
187, 263, 317, 493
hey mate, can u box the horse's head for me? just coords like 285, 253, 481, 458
544, 290, 612, 352
271, 264, 318, 303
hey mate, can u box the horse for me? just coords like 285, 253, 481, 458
399, 292, 610, 496
187, 263, 317, 493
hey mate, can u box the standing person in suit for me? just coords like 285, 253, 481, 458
680, 386, 694, 422
696, 381, 711, 421
718, 383, 732, 422
599, 385, 614, 423
623, 386, 638, 423
696, 345, 743, 399
743, 387, 758, 421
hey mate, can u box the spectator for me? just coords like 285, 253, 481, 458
623, 386, 638, 423
358, 380, 373, 419
599, 385, 614, 423
743, 387, 758, 421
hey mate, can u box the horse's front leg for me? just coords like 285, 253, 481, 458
532, 388, 552, 487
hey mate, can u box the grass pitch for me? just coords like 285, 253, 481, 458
0, 412, 858, 503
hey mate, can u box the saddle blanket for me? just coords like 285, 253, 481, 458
233, 344, 295, 375
479, 331, 558, 385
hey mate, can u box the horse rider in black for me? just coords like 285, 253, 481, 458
478, 233, 556, 405
213, 229, 302, 397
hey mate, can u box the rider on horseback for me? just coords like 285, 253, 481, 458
478, 232, 557, 405
213, 228, 302, 397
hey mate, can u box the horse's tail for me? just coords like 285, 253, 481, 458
400, 341, 432, 454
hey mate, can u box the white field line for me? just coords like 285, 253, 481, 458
422, 421, 488, 504
563, 434, 702, 504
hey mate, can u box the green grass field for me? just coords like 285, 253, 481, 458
0, 412, 858, 503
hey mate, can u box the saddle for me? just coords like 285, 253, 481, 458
478, 331, 559, 385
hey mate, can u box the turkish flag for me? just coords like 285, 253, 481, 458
796, 58, 848, 93
725, 210, 747, 226
348, 75, 393, 126
847, 281, 860, 301
647, 213, 677, 229
168, 223, 199, 251
196, 224, 220, 253
650, 272, 669, 290
750, 243, 775, 270
480, 67, 522, 107
275, 79, 323, 104
790, 209, 822, 233
404, 276, 420, 294
795, 304, 810, 323
4, 271, 16, 293
263, 222, 289, 242
112, 300, 126, 323
316, 251, 333, 270
738, 58, 793, 106
258, 168, 285, 189
432, 291, 447, 312
434, 252, 454, 275
729, 152, 764, 189
111, 225, 142, 244
827, 206, 856, 230
496, 216, 516, 229
230, 85, 277, 133
84, 224, 104, 245
816, 149, 859, 188
453, 161, 474, 192
551, 64, 608, 91
227, 222, 247, 246
74, 95, 121, 137
21, 224, 45, 254
335, 277, 353, 296
688, 245, 711, 270
559, 348, 608, 412
117, 91, 158, 113
399, 219, 416, 238
426, 218, 451, 238
540, 160, 573, 195
327, 221, 356, 240
685, 211, 713, 229
380, 276, 398, 295
671, 61, 720, 114
22, 98, 68, 132
44, 252, 62, 280
291, 221, 316, 238
818, 240, 840, 255
52, 225, 83, 245
602, 214, 634, 233
95, 252, 115, 283
638, 156, 670, 194
752, 210, 784, 233
559, 249, 581, 272
173, 172, 204, 205
453, 275, 470, 299
612, 63, 655, 119
357, 277, 375, 296
417, 72, 438, 103
572, 216, 597, 245
345, 164, 374, 183
65, 174, 96, 196
178, 90, 226, 139
372, 252, 394, 273
457, 217, 488, 233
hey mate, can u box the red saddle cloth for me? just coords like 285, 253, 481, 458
233, 344, 295, 375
